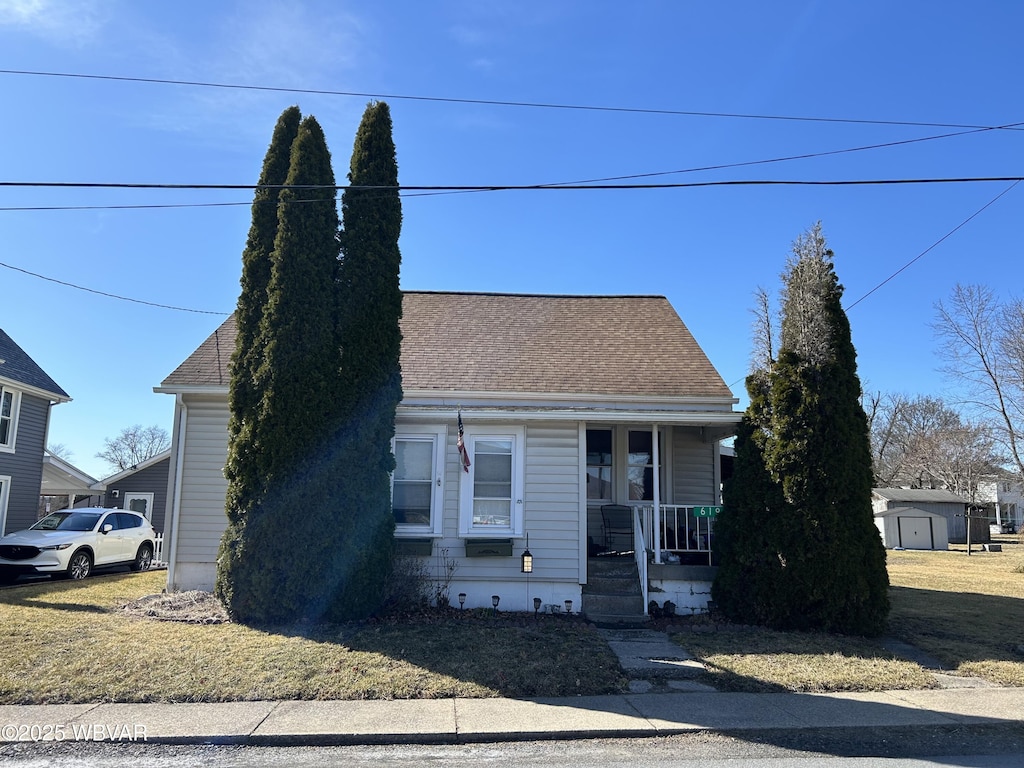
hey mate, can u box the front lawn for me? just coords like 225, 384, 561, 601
0, 572, 624, 704
676, 536, 1024, 692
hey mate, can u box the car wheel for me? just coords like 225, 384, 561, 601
67, 550, 92, 580
130, 543, 153, 572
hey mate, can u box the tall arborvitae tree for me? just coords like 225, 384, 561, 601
714, 223, 889, 636
216, 115, 343, 623
325, 101, 403, 619
224, 106, 301, 526
711, 370, 791, 626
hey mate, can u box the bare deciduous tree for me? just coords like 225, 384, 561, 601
46, 443, 73, 460
934, 284, 1024, 483
866, 391, 1004, 500
95, 425, 170, 472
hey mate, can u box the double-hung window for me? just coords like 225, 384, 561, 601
391, 426, 446, 537
0, 387, 19, 452
458, 426, 525, 537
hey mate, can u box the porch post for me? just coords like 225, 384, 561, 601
652, 423, 661, 566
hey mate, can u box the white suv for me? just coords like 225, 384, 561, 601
0, 508, 156, 583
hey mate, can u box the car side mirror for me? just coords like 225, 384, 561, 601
101, 524, 113, 534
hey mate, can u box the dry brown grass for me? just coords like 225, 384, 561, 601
679, 534, 1024, 692
0, 572, 624, 704
886, 536, 1024, 687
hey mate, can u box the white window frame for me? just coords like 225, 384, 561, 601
391, 425, 446, 538
0, 475, 10, 536
0, 387, 20, 453
458, 425, 525, 538
123, 492, 155, 520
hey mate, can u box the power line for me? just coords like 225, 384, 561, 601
2, 177, 1023, 193
0, 260, 229, 315
845, 180, 1021, 310
725, 180, 1021, 391
2, 122, 1017, 211
4, 68, 1023, 133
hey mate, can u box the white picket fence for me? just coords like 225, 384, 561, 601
152, 534, 166, 568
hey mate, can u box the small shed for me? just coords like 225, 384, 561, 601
874, 506, 949, 550
872, 488, 988, 545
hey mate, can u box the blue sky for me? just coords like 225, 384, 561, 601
1, 1, 1021, 479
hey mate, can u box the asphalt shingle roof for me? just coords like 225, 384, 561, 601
872, 488, 968, 504
0, 328, 69, 399
161, 291, 733, 400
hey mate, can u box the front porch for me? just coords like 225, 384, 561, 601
584, 503, 719, 623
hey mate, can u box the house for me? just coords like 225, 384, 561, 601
97, 450, 171, 536
976, 475, 1023, 534
0, 329, 70, 535
156, 292, 741, 620
40, 450, 103, 513
872, 488, 988, 546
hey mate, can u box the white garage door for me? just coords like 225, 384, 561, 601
898, 517, 933, 549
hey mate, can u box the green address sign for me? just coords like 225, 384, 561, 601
693, 506, 722, 517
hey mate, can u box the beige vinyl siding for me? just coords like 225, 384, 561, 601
175, 395, 229, 562
671, 427, 717, 504
428, 421, 582, 584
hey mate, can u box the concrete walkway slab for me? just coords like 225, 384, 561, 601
0, 704, 100, 742
455, 696, 653, 740
626, 692, 807, 732
253, 699, 457, 745
771, 691, 960, 729
84, 702, 275, 743
890, 688, 1024, 724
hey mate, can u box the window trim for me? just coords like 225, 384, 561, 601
124, 492, 155, 520
391, 425, 447, 538
458, 425, 525, 538
0, 387, 20, 453
0, 475, 9, 536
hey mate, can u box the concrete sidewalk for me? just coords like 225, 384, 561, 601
1, 687, 1022, 746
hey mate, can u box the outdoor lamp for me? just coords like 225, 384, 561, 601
564, 599, 573, 615
521, 533, 533, 574
533, 597, 542, 615
458, 593, 466, 611
491, 595, 500, 614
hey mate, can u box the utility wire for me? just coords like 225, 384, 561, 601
2, 123, 1016, 210
845, 180, 1021, 310
3, 177, 1024, 193
725, 180, 1022, 390
3, 68, 1023, 132
0, 260, 229, 315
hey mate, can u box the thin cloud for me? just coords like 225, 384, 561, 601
0, 0, 108, 46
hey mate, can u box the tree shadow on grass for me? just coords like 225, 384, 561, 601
0, 571, 136, 615
888, 585, 1024, 672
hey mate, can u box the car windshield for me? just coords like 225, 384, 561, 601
30, 512, 102, 532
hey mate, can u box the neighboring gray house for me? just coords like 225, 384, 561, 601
98, 451, 171, 536
0, 329, 70, 535
872, 488, 989, 546
156, 292, 741, 620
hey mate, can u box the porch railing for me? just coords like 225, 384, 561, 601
632, 507, 649, 614
639, 504, 715, 566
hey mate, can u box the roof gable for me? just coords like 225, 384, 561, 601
160, 292, 734, 401
0, 328, 69, 400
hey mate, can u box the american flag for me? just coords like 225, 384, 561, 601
457, 410, 471, 473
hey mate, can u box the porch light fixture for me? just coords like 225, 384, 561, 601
564, 599, 573, 615
458, 593, 466, 611
520, 532, 533, 573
